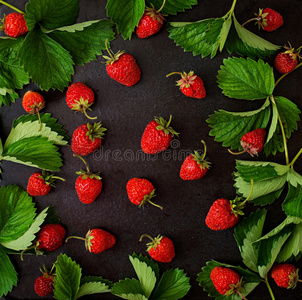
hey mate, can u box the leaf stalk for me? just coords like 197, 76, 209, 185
264, 277, 276, 300
288, 148, 302, 169
0, 0, 24, 14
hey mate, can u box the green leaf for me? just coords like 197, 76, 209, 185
1, 207, 48, 251
251, 188, 284, 206
207, 100, 271, 150
0, 89, 19, 107
19, 28, 74, 91
0, 246, 18, 297
147, 0, 197, 15
54, 254, 82, 300
197, 260, 261, 300
234, 209, 267, 272
12, 113, 69, 143
48, 20, 115, 66
25, 0, 79, 31
112, 278, 145, 297
0, 138, 3, 155
266, 103, 278, 144
129, 255, 156, 298
2, 136, 63, 171
0, 185, 36, 243
75, 282, 111, 299
283, 184, 302, 217
106, 0, 145, 40
43, 206, 60, 224
131, 253, 160, 281
80, 276, 113, 288
150, 268, 190, 300
217, 57, 274, 100
219, 18, 232, 51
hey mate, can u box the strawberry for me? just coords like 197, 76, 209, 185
22, 91, 45, 131
126, 177, 162, 210
210, 267, 246, 299
103, 40, 141, 86
180, 140, 211, 180
37, 224, 66, 252
141, 115, 179, 154
66, 82, 96, 119
140, 234, 175, 263
34, 266, 54, 297
274, 45, 300, 74
271, 263, 301, 289
27, 171, 65, 196
1, 12, 28, 38
166, 71, 206, 99
136, 0, 166, 39
74, 154, 102, 204
71, 122, 107, 156
66, 228, 116, 254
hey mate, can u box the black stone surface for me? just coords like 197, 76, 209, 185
1, 0, 302, 299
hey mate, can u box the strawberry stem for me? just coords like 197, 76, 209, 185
166, 72, 182, 77
104, 38, 115, 61
51, 176, 65, 182
65, 236, 87, 243
148, 199, 163, 210
139, 234, 155, 243
83, 108, 97, 120
0, 0, 24, 14
274, 62, 302, 88
237, 179, 254, 208
155, 0, 166, 14
73, 154, 90, 174
264, 277, 276, 300
288, 148, 302, 169
228, 149, 247, 156
236, 290, 247, 300
201, 140, 207, 159
37, 111, 42, 132
241, 17, 258, 28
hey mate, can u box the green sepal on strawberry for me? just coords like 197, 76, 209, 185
271, 263, 302, 289
140, 234, 175, 263
66, 228, 116, 254
1, 12, 28, 38
34, 265, 55, 297
141, 115, 179, 154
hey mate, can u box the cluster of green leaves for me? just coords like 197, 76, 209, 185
167, 1, 280, 59
106, 0, 198, 40
112, 253, 191, 299
0, 0, 115, 106
53, 254, 112, 299
207, 57, 301, 156
0, 185, 60, 297
0, 113, 68, 174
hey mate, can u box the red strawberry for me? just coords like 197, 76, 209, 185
141, 115, 179, 154
71, 122, 106, 156
136, 0, 166, 39
210, 267, 245, 298
1, 12, 28, 38
66, 82, 96, 119
126, 177, 162, 209
74, 154, 102, 204
180, 140, 210, 180
22, 91, 45, 131
274, 45, 300, 74
27, 171, 65, 196
271, 263, 301, 289
37, 224, 66, 252
66, 228, 116, 254
167, 71, 206, 99
256, 8, 283, 32
103, 40, 141, 86
34, 266, 54, 297
140, 234, 175, 263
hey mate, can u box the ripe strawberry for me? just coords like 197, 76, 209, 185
126, 177, 162, 209
27, 171, 65, 196
256, 8, 283, 32
274, 45, 300, 74
136, 0, 166, 39
66, 228, 116, 254
141, 115, 179, 154
103, 40, 141, 86
271, 263, 301, 289
167, 71, 206, 99
140, 234, 175, 263
210, 267, 245, 298
34, 266, 54, 297
180, 140, 211, 180
1, 12, 28, 38
66, 82, 96, 119
22, 91, 45, 131
37, 224, 66, 252
71, 122, 107, 156
74, 154, 102, 204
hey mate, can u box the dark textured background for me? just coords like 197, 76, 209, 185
1, 0, 302, 299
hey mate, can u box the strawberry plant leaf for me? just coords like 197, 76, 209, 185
1, 207, 48, 251
0, 246, 17, 297
150, 268, 190, 300
282, 184, 302, 217
25, 0, 79, 31
131, 253, 160, 281
251, 188, 284, 206
234, 209, 267, 273
0, 89, 19, 107
147, 0, 197, 15
0, 185, 36, 244
129, 255, 157, 298
197, 260, 261, 299
48, 20, 115, 66
112, 278, 145, 298
43, 206, 60, 224
0, 138, 2, 156
75, 282, 111, 299
54, 254, 82, 300
207, 100, 271, 149
106, 0, 145, 40
19, 28, 74, 91
80, 276, 113, 288
217, 57, 274, 100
